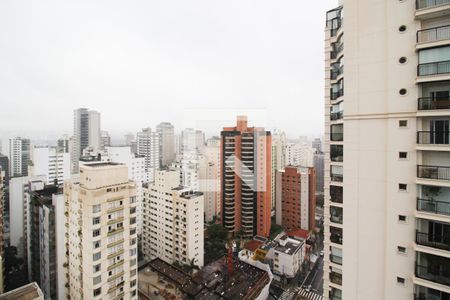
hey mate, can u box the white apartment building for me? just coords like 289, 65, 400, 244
156, 122, 176, 167
136, 127, 160, 181
200, 138, 221, 222
29, 146, 70, 185
72, 108, 101, 174
105, 146, 147, 234
142, 169, 204, 268
9, 137, 31, 177
172, 155, 201, 192
324, 2, 450, 300
272, 132, 287, 215
272, 235, 306, 279
285, 142, 314, 168
64, 163, 138, 300
9, 175, 46, 258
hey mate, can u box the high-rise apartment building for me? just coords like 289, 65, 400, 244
72, 108, 101, 174
27, 184, 64, 299
9, 175, 46, 259
0, 155, 9, 246
181, 128, 204, 156
312, 138, 322, 153
275, 166, 316, 232
313, 151, 325, 194
142, 169, 204, 267
29, 146, 70, 185
271, 132, 287, 215
136, 127, 160, 181
0, 167, 4, 294
101, 131, 111, 149
324, 2, 450, 299
64, 163, 138, 300
285, 142, 314, 168
57, 135, 71, 153
221, 116, 272, 238
9, 137, 30, 178
156, 122, 176, 167
201, 137, 221, 222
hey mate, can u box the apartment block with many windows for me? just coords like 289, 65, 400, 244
64, 163, 138, 300
324, 1, 450, 299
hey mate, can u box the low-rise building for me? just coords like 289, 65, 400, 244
0, 282, 43, 300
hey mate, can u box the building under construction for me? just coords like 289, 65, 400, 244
138, 255, 272, 300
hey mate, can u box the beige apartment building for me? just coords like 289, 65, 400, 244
324, 1, 450, 300
64, 163, 138, 300
142, 169, 204, 268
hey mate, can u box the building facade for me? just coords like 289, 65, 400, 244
64, 163, 138, 300
142, 169, 204, 268
29, 146, 70, 185
324, 2, 450, 299
136, 127, 160, 181
285, 142, 314, 168
276, 166, 316, 232
9, 137, 30, 178
156, 122, 176, 167
201, 137, 221, 222
72, 108, 101, 174
221, 116, 272, 238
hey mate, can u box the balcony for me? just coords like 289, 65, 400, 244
330, 186, 343, 204
330, 227, 343, 244
417, 25, 450, 45
417, 197, 450, 215
417, 165, 450, 181
331, 145, 343, 162
331, 89, 344, 100
330, 254, 343, 265
417, 0, 450, 9
417, 131, 450, 145
418, 60, 450, 76
330, 111, 344, 121
330, 65, 344, 80
330, 271, 342, 285
418, 97, 450, 110
416, 264, 450, 286
330, 206, 343, 224
414, 285, 450, 300
416, 230, 450, 250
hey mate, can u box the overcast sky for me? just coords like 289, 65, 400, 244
0, 0, 336, 146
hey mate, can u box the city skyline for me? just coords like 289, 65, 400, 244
0, 0, 336, 142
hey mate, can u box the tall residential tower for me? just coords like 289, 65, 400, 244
324, 2, 450, 299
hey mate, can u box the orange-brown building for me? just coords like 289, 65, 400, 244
276, 166, 316, 232
220, 116, 272, 238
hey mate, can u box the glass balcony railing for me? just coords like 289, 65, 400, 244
330, 132, 343, 142
330, 186, 343, 203
417, 197, 450, 215
416, 263, 450, 286
330, 254, 343, 265
418, 97, 450, 110
330, 111, 344, 121
417, 165, 450, 180
418, 60, 450, 76
331, 65, 344, 80
417, 25, 450, 43
416, 0, 450, 9
330, 271, 342, 285
416, 230, 450, 251
417, 131, 450, 144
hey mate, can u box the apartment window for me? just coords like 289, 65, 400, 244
130, 279, 136, 287
399, 120, 408, 127
93, 264, 101, 273
93, 241, 101, 249
93, 204, 101, 213
93, 217, 100, 225
398, 215, 407, 222
397, 246, 406, 254
130, 248, 137, 256
398, 183, 407, 191
93, 287, 101, 297
396, 276, 405, 285
93, 275, 101, 285
399, 152, 407, 159
93, 252, 101, 261
93, 229, 101, 237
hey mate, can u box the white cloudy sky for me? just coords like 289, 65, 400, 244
0, 0, 336, 145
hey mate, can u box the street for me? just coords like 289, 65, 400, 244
302, 256, 324, 295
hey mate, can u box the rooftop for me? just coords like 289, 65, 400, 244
243, 240, 263, 252
287, 228, 310, 240
274, 235, 304, 255
0, 282, 44, 300
142, 257, 270, 300
82, 162, 122, 168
